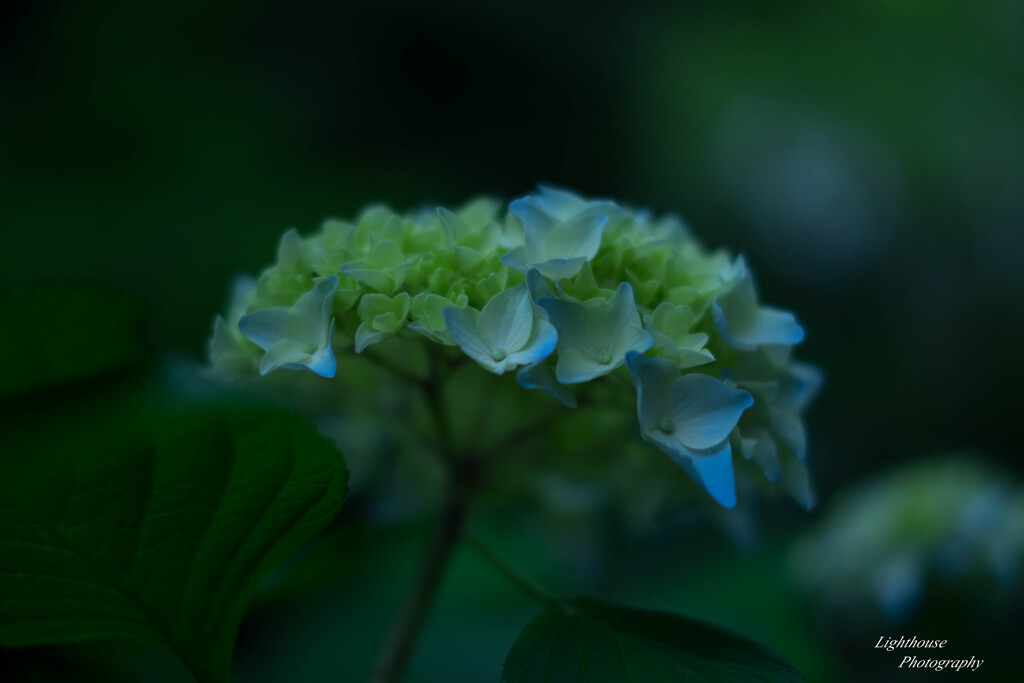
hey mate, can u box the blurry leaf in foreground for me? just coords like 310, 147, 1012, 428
0, 285, 144, 400
0, 404, 348, 683
503, 598, 804, 682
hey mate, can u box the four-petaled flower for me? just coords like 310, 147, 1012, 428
239, 275, 339, 377
625, 351, 754, 508
444, 284, 557, 375
539, 282, 653, 384
500, 191, 611, 280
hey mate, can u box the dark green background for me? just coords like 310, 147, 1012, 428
2, 1, 1022, 681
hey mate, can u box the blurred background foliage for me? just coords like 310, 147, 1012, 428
2, 0, 1022, 681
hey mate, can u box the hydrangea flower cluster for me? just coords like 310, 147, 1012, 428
792, 458, 1024, 622
210, 187, 819, 508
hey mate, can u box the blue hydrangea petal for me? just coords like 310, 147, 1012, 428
625, 351, 676, 425
612, 322, 654, 364
667, 442, 737, 509
544, 214, 607, 261
537, 295, 589, 349
543, 283, 651, 382
443, 306, 491, 364
667, 374, 754, 451
781, 362, 824, 411
509, 198, 559, 260
238, 307, 289, 351
551, 348, 611, 384
740, 426, 781, 482
590, 283, 653, 362
712, 277, 804, 350
499, 246, 529, 274
534, 185, 621, 221
303, 322, 337, 378
533, 185, 591, 217
533, 256, 589, 281
287, 276, 338, 345
587, 283, 636, 338
508, 319, 557, 367
478, 285, 534, 354
516, 361, 577, 408
526, 268, 554, 303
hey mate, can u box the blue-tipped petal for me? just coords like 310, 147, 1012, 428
508, 320, 557, 366
517, 361, 577, 408
303, 320, 337, 377
712, 278, 804, 350
628, 351, 750, 508
667, 443, 737, 509
499, 246, 529, 274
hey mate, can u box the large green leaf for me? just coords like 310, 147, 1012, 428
503, 598, 804, 682
0, 403, 348, 683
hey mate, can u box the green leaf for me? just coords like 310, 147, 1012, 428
503, 599, 804, 682
0, 403, 348, 683
0, 285, 144, 400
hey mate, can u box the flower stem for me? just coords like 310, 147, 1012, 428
462, 533, 566, 611
367, 469, 474, 683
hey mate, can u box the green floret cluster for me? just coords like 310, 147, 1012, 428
209, 186, 819, 509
